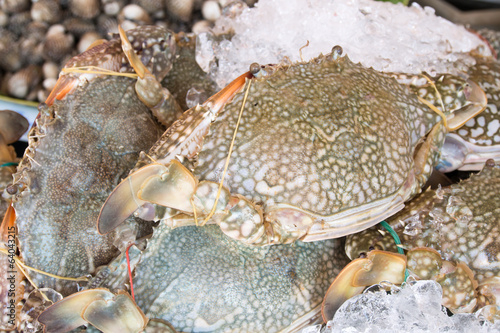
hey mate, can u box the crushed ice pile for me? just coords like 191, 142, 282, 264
196, 0, 490, 88
301, 280, 499, 333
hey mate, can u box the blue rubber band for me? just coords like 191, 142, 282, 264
0, 162, 18, 168
380, 221, 410, 282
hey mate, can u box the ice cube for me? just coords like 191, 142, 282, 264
196, 0, 490, 89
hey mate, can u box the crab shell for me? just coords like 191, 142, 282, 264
98, 46, 486, 246
344, 160, 500, 314
38, 223, 349, 333
8, 26, 177, 295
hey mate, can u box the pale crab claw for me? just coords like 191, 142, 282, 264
38, 289, 148, 333
0, 132, 13, 163
137, 160, 198, 213
321, 250, 407, 321
98, 160, 199, 234
323, 247, 480, 321
437, 133, 500, 172
445, 80, 487, 131
98, 163, 167, 234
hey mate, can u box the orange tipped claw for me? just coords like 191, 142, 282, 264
98, 164, 168, 234
45, 76, 78, 106
205, 71, 253, 111
321, 250, 406, 322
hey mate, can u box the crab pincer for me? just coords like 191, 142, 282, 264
38, 289, 148, 333
321, 247, 479, 321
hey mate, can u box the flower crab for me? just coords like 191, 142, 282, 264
322, 160, 500, 321
4, 25, 183, 295
98, 45, 487, 246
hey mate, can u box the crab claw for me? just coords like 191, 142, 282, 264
98, 68, 252, 234
417, 78, 486, 132
136, 160, 197, 213
38, 289, 148, 333
0, 133, 14, 164
445, 79, 487, 131
321, 250, 406, 321
98, 163, 167, 234
44, 75, 79, 106
38, 289, 113, 332
98, 161, 198, 234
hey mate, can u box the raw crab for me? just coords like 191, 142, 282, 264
98, 46, 487, 246
323, 160, 500, 320
38, 223, 349, 333
4, 26, 180, 295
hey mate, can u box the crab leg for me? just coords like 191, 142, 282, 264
119, 25, 164, 108
417, 79, 487, 131
98, 71, 251, 234
118, 26, 184, 127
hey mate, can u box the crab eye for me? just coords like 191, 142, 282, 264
332, 45, 343, 59
158, 39, 167, 50
463, 83, 471, 100
250, 63, 261, 75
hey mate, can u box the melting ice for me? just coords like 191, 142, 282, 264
301, 280, 499, 333
196, 0, 490, 88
